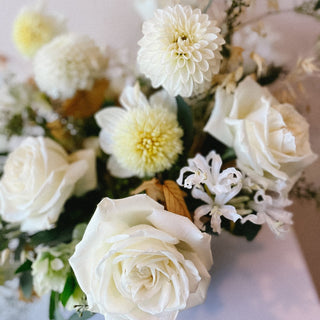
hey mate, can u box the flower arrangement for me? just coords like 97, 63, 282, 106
0, 1, 319, 319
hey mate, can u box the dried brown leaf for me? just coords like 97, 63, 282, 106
131, 178, 165, 203
18, 288, 37, 302
59, 78, 109, 119
163, 180, 191, 220
267, 0, 279, 10
46, 119, 75, 151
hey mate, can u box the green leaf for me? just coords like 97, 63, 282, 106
232, 220, 262, 241
315, 1, 320, 10
221, 147, 236, 162
30, 227, 73, 247
220, 217, 262, 241
60, 274, 76, 307
176, 96, 193, 156
68, 311, 94, 320
15, 259, 32, 274
14, 235, 27, 261
19, 271, 33, 299
49, 291, 60, 320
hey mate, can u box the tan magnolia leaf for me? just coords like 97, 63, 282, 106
131, 178, 165, 203
46, 119, 75, 151
228, 46, 244, 72
267, 0, 279, 10
59, 78, 109, 119
163, 180, 191, 220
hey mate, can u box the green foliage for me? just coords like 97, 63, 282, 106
221, 147, 236, 162
227, 219, 262, 241
257, 65, 283, 86
295, 0, 320, 20
19, 271, 33, 299
5, 113, 23, 137
176, 96, 193, 157
223, 0, 251, 57
290, 176, 320, 207
68, 311, 94, 320
15, 259, 32, 274
49, 291, 60, 320
60, 273, 77, 307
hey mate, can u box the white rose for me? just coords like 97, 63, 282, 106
0, 136, 97, 233
69, 194, 212, 320
204, 76, 317, 193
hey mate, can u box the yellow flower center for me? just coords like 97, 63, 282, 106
112, 107, 183, 177
13, 11, 55, 57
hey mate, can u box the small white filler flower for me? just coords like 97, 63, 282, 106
241, 189, 293, 237
33, 33, 107, 100
137, 4, 225, 97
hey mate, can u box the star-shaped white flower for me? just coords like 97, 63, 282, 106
177, 151, 243, 233
241, 189, 293, 236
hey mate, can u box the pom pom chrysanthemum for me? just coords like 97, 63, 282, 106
95, 84, 183, 177
137, 4, 225, 97
13, 2, 65, 58
33, 34, 107, 100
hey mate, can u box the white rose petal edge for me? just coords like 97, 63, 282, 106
69, 194, 213, 320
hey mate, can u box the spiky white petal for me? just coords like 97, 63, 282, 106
137, 5, 225, 97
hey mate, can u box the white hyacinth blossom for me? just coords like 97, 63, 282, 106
177, 151, 243, 233
241, 189, 293, 237
137, 4, 225, 97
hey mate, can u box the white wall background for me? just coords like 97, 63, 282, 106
0, 1, 320, 320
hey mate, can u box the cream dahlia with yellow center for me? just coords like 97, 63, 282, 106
137, 4, 225, 97
95, 84, 183, 177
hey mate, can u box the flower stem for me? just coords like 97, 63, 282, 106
203, 0, 214, 13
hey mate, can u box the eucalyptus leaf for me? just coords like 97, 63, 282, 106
19, 271, 33, 299
68, 311, 94, 320
54, 309, 66, 320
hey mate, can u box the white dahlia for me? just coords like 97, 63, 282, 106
137, 4, 225, 97
95, 84, 183, 178
33, 34, 107, 100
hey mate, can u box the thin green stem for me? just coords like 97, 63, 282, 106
238, 8, 292, 29
203, 0, 214, 13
